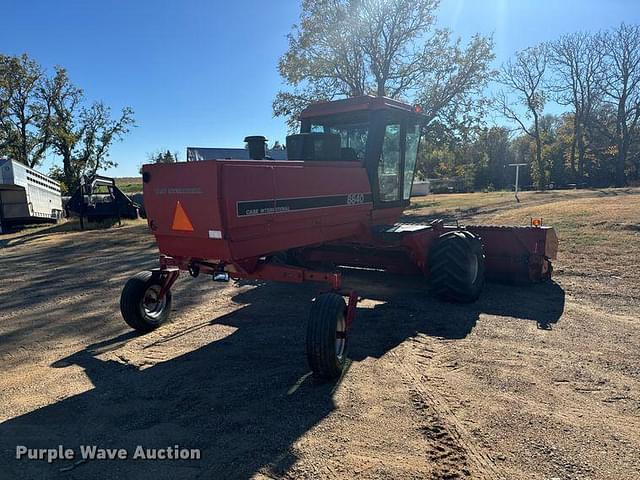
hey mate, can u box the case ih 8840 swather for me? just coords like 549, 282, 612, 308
121, 96, 558, 378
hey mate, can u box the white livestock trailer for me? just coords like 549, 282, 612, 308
0, 159, 63, 232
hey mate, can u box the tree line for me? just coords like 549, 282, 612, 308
0, 54, 134, 193
3, 1, 639, 192
275, 0, 640, 189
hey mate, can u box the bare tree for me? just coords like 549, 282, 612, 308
357, 0, 440, 97
549, 32, 603, 181
497, 45, 549, 189
597, 23, 640, 186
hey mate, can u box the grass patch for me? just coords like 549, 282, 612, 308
115, 177, 142, 194
407, 188, 640, 253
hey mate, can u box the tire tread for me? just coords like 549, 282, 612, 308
429, 231, 485, 303
306, 293, 347, 378
120, 271, 172, 333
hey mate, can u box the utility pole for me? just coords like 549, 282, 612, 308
508, 163, 527, 203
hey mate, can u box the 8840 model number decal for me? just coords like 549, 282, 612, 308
237, 193, 372, 217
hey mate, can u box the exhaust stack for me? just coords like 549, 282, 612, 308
244, 136, 268, 160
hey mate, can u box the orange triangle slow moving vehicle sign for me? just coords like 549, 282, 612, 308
171, 201, 194, 232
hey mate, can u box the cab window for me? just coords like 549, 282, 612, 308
311, 123, 369, 162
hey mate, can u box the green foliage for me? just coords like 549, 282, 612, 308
47, 165, 68, 194
0, 54, 134, 188
48, 67, 135, 189
0, 53, 51, 167
417, 126, 514, 191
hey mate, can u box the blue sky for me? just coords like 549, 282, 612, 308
2, 0, 639, 177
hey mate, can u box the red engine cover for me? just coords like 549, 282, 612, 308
143, 160, 374, 262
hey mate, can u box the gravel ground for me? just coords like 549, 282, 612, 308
0, 188, 638, 479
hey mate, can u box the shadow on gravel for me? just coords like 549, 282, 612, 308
344, 270, 565, 361
0, 220, 124, 248
0, 272, 564, 479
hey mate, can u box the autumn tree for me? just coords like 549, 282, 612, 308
275, 0, 494, 130
497, 45, 549, 189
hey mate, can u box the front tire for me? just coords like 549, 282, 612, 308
306, 293, 348, 379
429, 230, 485, 303
120, 271, 172, 332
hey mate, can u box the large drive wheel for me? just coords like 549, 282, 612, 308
429, 230, 485, 303
306, 293, 348, 379
120, 271, 172, 332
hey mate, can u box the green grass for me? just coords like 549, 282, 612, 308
115, 177, 142, 194
409, 191, 516, 211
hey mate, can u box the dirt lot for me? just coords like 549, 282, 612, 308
0, 188, 639, 479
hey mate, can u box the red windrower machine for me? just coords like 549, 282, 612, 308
121, 96, 558, 378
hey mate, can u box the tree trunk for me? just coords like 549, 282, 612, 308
535, 135, 545, 190
615, 102, 627, 187
20, 122, 28, 167
533, 112, 545, 190
569, 115, 577, 181
63, 154, 75, 191
576, 122, 586, 182
376, 80, 385, 97
616, 147, 626, 187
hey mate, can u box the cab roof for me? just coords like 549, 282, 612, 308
299, 95, 418, 119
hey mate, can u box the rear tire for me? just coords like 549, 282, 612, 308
306, 293, 348, 379
429, 230, 485, 303
120, 271, 172, 332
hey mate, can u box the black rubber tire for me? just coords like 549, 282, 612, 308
120, 271, 172, 333
429, 230, 485, 303
306, 293, 348, 379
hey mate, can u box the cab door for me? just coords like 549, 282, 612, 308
367, 114, 421, 209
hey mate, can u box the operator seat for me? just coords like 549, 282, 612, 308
340, 147, 358, 161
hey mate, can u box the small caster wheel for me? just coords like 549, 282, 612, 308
120, 271, 172, 333
306, 293, 348, 379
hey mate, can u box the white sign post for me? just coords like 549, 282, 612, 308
508, 163, 527, 203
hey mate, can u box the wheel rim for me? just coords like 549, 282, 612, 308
468, 254, 479, 284
141, 285, 167, 320
335, 312, 347, 361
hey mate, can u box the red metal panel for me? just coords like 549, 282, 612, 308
145, 159, 376, 263
143, 161, 222, 238
143, 161, 229, 259
463, 225, 557, 282
220, 161, 276, 237
217, 160, 374, 260
269, 160, 371, 237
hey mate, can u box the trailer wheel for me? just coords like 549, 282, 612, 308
306, 293, 348, 379
120, 271, 172, 333
429, 230, 485, 303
